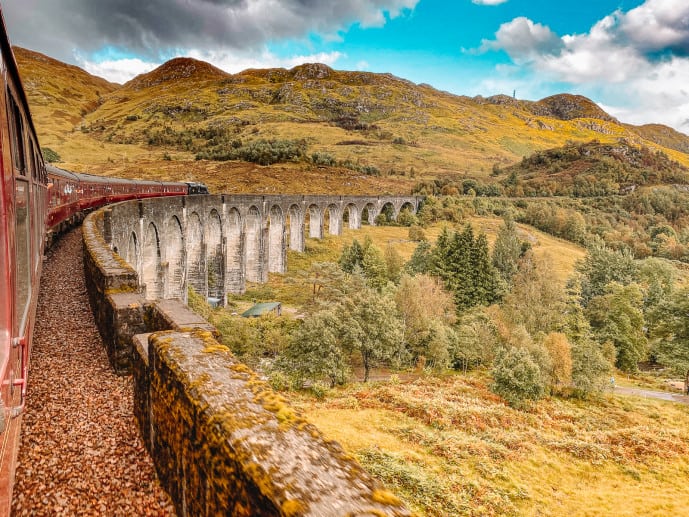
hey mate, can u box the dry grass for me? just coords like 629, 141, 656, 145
291, 373, 689, 516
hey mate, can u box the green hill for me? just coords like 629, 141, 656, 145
14, 48, 689, 194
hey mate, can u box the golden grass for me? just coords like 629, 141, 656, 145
292, 373, 689, 516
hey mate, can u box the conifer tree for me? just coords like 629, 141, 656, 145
492, 217, 522, 286
406, 240, 433, 274
471, 233, 500, 307
339, 239, 365, 273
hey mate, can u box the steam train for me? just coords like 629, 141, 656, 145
0, 9, 207, 512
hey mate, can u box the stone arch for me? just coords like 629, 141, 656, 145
396, 201, 416, 224
187, 212, 206, 297
268, 205, 286, 273
245, 206, 264, 283
287, 204, 304, 252
343, 203, 360, 229
324, 204, 341, 236
165, 216, 185, 300
142, 222, 162, 300
378, 202, 396, 224
306, 204, 323, 239
206, 209, 224, 305
126, 231, 140, 273
226, 208, 244, 294
362, 203, 376, 226
398, 201, 415, 216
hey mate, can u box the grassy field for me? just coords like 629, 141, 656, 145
291, 373, 689, 516
230, 217, 586, 310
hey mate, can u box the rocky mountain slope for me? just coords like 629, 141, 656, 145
14, 47, 689, 193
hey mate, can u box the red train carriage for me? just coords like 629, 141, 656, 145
46, 165, 79, 232
0, 9, 47, 512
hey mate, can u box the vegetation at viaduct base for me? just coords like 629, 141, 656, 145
188, 210, 689, 515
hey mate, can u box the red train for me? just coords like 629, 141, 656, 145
0, 9, 207, 512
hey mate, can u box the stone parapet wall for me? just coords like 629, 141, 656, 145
137, 330, 410, 516
83, 210, 142, 373
82, 206, 410, 515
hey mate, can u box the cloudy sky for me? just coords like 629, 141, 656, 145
4, 0, 689, 132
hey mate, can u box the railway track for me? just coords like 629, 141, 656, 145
10, 229, 174, 516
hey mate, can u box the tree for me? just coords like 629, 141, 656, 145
214, 313, 297, 369
406, 240, 432, 274
650, 288, 689, 393
638, 258, 676, 329
492, 217, 522, 286
574, 241, 638, 306
283, 274, 406, 384
339, 276, 406, 381
339, 239, 365, 273
280, 309, 350, 388
470, 233, 501, 306
395, 274, 456, 368
570, 338, 611, 396
543, 332, 573, 391
454, 308, 500, 371
491, 347, 546, 408
296, 262, 344, 306
361, 244, 388, 291
501, 253, 568, 336
432, 224, 500, 313
587, 283, 647, 372
42, 147, 61, 163
384, 245, 404, 284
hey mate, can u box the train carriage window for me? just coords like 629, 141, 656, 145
8, 92, 26, 175
14, 178, 31, 334
28, 142, 37, 180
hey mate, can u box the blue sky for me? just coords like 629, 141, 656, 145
5, 0, 689, 132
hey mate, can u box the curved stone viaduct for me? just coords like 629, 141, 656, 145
104, 194, 421, 305
82, 193, 417, 516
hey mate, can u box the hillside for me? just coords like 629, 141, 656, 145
14, 49, 689, 193
13, 47, 118, 151
496, 140, 689, 197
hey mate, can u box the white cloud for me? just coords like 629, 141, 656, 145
356, 60, 371, 70
480, 0, 689, 131
78, 57, 159, 84
77, 49, 345, 83
472, 0, 509, 5
480, 17, 563, 63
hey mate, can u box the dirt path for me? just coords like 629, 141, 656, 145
614, 386, 689, 404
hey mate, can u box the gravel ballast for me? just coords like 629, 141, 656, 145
12, 228, 175, 516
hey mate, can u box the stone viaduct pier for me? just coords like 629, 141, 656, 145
104, 194, 421, 305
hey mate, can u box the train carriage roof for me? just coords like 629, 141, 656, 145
46, 164, 80, 182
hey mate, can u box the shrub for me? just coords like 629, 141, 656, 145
311, 151, 337, 166
491, 347, 546, 408
408, 225, 426, 242
196, 138, 308, 165
42, 147, 61, 163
